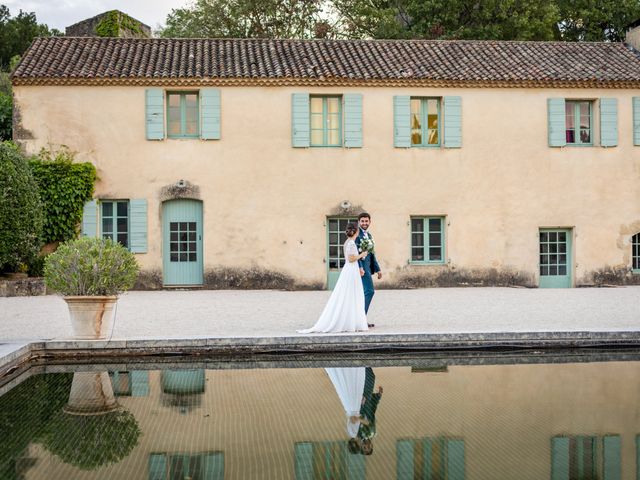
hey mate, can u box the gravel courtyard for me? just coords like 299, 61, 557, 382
0, 286, 638, 342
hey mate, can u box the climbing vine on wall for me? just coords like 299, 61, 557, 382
29, 147, 96, 244
96, 10, 142, 37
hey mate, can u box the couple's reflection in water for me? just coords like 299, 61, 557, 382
326, 367, 382, 457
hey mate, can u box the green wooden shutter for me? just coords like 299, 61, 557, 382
346, 445, 365, 479
201, 452, 224, 480
130, 371, 149, 397
393, 96, 411, 148
397, 439, 414, 480
600, 98, 618, 147
443, 96, 462, 148
145, 89, 164, 140
633, 97, 640, 146
149, 454, 167, 480
200, 88, 221, 140
548, 98, 566, 147
344, 93, 363, 148
447, 439, 465, 480
551, 437, 570, 480
81, 200, 98, 238
294, 443, 313, 480
603, 435, 621, 480
292, 93, 310, 147
129, 199, 148, 253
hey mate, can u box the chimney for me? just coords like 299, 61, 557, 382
65, 10, 151, 38
626, 19, 640, 52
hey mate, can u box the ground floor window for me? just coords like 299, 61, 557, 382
410, 217, 444, 263
170, 222, 197, 262
632, 233, 640, 272
539, 230, 568, 276
101, 200, 129, 248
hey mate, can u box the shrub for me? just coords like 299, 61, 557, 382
44, 237, 139, 296
29, 147, 96, 243
40, 409, 141, 470
0, 141, 43, 272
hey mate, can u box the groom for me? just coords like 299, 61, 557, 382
356, 212, 381, 327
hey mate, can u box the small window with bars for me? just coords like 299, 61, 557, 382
411, 217, 445, 263
101, 200, 129, 249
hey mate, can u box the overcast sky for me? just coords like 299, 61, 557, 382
3, 0, 192, 33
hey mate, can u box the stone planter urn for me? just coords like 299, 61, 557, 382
64, 296, 118, 340
43, 237, 139, 341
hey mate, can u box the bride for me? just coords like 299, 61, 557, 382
298, 223, 369, 333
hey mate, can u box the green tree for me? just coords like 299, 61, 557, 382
0, 5, 61, 69
556, 0, 640, 41
0, 92, 10, 141
159, 0, 331, 38
0, 142, 43, 272
331, 0, 561, 40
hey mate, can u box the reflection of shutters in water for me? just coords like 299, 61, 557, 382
397, 437, 465, 480
295, 442, 365, 480
149, 452, 224, 480
551, 435, 620, 480
109, 371, 149, 397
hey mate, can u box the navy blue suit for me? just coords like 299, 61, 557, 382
355, 228, 381, 314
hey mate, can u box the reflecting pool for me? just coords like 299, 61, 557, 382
1, 352, 639, 479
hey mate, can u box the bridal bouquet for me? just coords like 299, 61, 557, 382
359, 237, 375, 254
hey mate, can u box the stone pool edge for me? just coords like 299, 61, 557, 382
3, 330, 640, 367
2, 331, 640, 390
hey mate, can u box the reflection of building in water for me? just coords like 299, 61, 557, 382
15, 362, 640, 479
160, 369, 206, 413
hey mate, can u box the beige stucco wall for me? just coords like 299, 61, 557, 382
21, 361, 640, 479
12, 85, 640, 287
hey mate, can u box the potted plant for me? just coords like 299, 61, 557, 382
44, 237, 139, 339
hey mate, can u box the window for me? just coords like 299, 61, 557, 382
310, 96, 342, 146
565, 101, 592, 145
294, 442, 364, 480
411, 98, 440, 146
167, 92, 199, 138
411, 217, 445, 263
552, 435, 620, 480
397, 437, 464, 479
169, 222, 198, 262
327, 217, 358, 270
633, 233, 640, 272
101, 200, 129, 248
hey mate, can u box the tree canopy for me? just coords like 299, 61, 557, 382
159, 0, 640, 41
0, 5, 61, 70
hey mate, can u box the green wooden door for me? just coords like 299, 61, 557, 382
162, 200, 204, 286
539, 228, 572, 288
326, 217, 357, 290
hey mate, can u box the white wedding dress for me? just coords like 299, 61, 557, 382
325, 367, 366, 437
298, 239, 368, 333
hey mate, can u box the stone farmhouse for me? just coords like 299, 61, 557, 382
11, 27, 640, 289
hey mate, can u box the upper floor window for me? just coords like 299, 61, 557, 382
411, 217, 445, 263
310, 96, 342, 147
411, 98, 440, 147
565, 101, 592, 145
633, 233, 640, 272
101, 200, 129, 249
167, 92, 199, 139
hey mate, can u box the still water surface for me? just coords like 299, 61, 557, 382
0, 353, 638, 479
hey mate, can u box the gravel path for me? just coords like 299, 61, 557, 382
0, 287, 638, 342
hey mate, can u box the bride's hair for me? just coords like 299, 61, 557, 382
345, 223, 358, 237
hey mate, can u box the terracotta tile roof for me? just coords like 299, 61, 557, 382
12, 36, 640, 87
